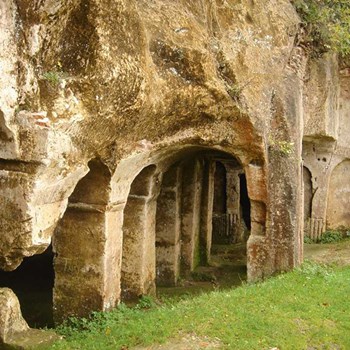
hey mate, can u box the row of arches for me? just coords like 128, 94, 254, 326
303, 159, 350, 239
0, 147, 255, 327
56, 148, 253, 322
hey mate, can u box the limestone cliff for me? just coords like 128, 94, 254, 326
0, 0, 348, 321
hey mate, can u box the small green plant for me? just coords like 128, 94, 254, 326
41, 70, 65, 86
303, 235, 313, 244
278, 140, 295, 155
135, 295, 156, 309
269, 137, 295, 157
227, 84, 242, 99
292, 0, 350, 56
319, 229, 343, 243
299, 259, 334, 277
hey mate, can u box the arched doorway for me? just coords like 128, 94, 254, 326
121, 148, 252, 299
53, 159, 119, 323
303, 166, 313, 237
326, 160, 350, 229
121, 165, 159, 300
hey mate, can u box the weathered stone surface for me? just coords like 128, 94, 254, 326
0, 0, 349, 323
0, 288, 29, 344
0, 0, 301, 272
302, 54, 350, 240
0, 288, 59, 349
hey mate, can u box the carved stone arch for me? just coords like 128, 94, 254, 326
121, 164, 160, 300
53, 158, 118, 323
150, 146, 256, 288
303, 166, 313, 236
326, 159, 350, 229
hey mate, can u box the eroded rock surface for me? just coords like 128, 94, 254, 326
0, 0, 348, 323
0, 288, 29, 344
0, 288, 59, 349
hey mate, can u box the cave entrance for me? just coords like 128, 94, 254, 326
53, 158, 117, 323
239, 173, 251, 231
121, 165, 158, 301
120, 149, 252, 301
303, 166, 313, 238
0, 245, 54, 328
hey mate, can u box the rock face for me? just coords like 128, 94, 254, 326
0, 288, 29, 344
0, 0, 348, 323
0, 288, 59, 349
302, 56, 350, 240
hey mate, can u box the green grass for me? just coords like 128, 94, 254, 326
50, 261, 350, 350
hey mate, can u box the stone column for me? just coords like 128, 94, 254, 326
225, 165, 242, 242
52, 159, 120, 323
121, 166, 160, 299
155, 165, 182, 286
53, 202, 122, 323
302, 142, 336, 240
309, 174, 329, 240
181, 159, 203, 273
245, 163, 269, 281
200, 159, 215, 264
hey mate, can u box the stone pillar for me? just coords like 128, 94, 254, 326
302, 141, 335, 240
53, 203, 122, 323
245, 163, 269, 281
245, 164, 267, 238
326, 160, 350, 230
310, 177, 329, 240
200, 159, 215, 263
156, 165, 182, 286
181, 159, 203, 273
225, 165, 242, 243
121, 165, 160, 299
52, 159, 120, 323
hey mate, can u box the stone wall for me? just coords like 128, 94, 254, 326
302, 56, 350, 240
0, 0, 348, 323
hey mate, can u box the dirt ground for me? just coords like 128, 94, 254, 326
132, 334, 222, 350
304, 239, 350, 266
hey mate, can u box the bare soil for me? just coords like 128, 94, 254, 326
304, 239, 350, 266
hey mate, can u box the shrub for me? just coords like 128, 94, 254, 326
41, 70, 65, 86
292, 0, 350, 56
303, 235, 313, 244
319, 229, 343, 243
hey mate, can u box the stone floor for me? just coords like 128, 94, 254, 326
157, 243, 247, 300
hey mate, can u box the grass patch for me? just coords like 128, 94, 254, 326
49, 262, 350, 350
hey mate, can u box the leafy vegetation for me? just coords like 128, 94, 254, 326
319, 229, 343, 244
303, 234, 314, 244
41, 70, 65, 86
293, 0, 350, 56
49, 262, 350, 350
305, 227, 350, 244
269, 137, 295, 157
